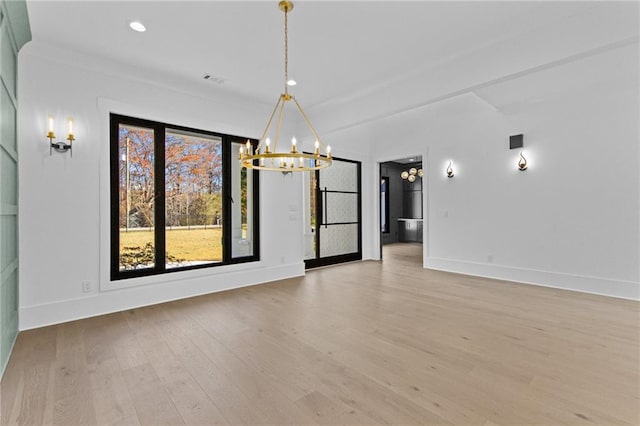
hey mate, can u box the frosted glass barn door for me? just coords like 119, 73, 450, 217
305, 158, 361, 268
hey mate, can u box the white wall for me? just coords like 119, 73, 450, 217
307, 2, 639, 300
18, 42, 306, 329
319, 70, 639, 300
16, 9, 640, 333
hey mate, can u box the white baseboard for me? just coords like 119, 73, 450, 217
425, 257, 639, 301
19, 263, 305, 331
20, 258, 637, 331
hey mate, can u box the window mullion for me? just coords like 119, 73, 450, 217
222, 136, 232, 262
155, 125, 167, 272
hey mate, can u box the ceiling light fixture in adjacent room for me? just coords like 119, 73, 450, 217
239, 1, 332, 172
401, 167, 423, 182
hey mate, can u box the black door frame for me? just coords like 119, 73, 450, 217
305, 156, 362, 269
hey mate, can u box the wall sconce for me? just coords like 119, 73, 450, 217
47, 115, 75, 156
509, 134, 527, 171
517, 152, 528, 171
401, 167, 423, 183
446, 161, 454, 178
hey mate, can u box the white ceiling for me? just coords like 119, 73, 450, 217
25, 0, 638, 113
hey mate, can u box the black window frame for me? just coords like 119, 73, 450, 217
110, 113, 260, 281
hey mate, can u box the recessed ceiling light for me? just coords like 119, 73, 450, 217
286, 79, 297, 86
129, 21, 146, 32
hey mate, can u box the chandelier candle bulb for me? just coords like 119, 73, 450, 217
47, 115, 55, 138
314, 140, 320, 155
239, 146, 244, 159
291, 137, 297, 153
246, 140, 252, 155
265, 138, 271, 153
67, 117, 74, 140
327, 145, 332, 158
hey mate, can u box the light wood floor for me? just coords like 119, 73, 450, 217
1, 243, 638, 425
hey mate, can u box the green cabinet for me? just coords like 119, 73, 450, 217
0, 0, 30, 377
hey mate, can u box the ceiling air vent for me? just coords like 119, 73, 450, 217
202, 74, 226, 84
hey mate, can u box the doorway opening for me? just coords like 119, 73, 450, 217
379, 157, 424, 264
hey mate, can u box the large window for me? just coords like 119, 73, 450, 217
110, 114, 259, 280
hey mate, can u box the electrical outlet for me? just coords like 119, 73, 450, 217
82, 280, 92, 293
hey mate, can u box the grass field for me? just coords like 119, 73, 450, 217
119, 228, 223, 263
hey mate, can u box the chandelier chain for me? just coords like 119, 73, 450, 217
240, 1, 332, 173
284, 8, 289, 94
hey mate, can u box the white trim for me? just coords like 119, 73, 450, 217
425, 257, 640, 301
19, 262, 304, 330
100, 259, 273, 292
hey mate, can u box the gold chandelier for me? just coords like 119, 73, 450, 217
239, 1, 332, 172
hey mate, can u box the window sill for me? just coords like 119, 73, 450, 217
100, 258, 265, 292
